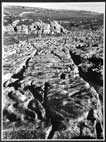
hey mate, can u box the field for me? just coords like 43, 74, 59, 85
2, 5, 104, 140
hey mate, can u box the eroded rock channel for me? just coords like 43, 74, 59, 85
3, 30, 104, 139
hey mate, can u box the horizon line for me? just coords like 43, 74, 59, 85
2, 2, 105, 14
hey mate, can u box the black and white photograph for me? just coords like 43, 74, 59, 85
1, 2, 105, 140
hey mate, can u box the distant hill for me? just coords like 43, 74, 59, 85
4, 5, 103, 20
3, 5, 104, 30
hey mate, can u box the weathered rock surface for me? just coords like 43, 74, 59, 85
3, 28, 103, 139
68, 28, 103, 102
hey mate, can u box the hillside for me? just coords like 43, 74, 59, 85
4, 5, 103, 27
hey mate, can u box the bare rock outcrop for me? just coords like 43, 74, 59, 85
3, 29, 103, 139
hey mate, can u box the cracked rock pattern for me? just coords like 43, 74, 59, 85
3, 24, 104, 139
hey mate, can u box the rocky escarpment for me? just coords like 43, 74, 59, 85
3, 29, 103, 139
69, 33, 103, 104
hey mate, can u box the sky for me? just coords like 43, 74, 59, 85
2, 2, 105, 13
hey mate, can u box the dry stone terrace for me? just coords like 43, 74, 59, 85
3, 26, 104, 139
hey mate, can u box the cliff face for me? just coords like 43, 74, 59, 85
3, 27, 103, 139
